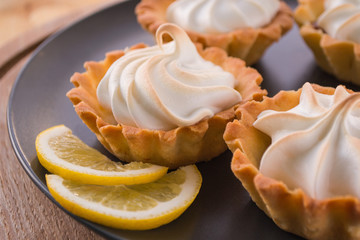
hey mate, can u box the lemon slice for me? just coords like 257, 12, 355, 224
36, 125, 168, 185
46, 165, 202, 230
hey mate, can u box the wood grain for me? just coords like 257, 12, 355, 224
0, 0, 123, 47
0, 55, 104, 240
0, 0, 126, 239
0, 0, 124, 71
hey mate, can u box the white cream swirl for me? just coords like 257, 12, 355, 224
97, 23, 242, 131
325, 0, 360, 9
318, 0, 360, 43
166, 0, 280, 34
254, 82, 360, 199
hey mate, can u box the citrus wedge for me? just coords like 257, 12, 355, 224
46, 165, 202, 230
36, 125, 168, 185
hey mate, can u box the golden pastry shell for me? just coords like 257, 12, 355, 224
295, 0, 360, 85
223, 84, 360, 240
135, 0, 293, 66
66, 43, 266, 169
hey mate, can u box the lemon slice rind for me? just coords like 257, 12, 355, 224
36, 125, 168, 185
46, 165, 202, 230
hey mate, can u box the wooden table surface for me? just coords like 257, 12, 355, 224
0, 1, 124, 239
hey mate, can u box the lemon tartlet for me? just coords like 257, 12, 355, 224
295, 0, 360, 85
67, 23, 266, 168
224, 82, 360, 240
135, 0, 293, 65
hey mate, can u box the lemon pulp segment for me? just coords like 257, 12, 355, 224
46, 165, 202, 230
36, 125, 168, 185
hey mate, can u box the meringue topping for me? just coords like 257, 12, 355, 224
325, 0, 360, 9
254, 83, 360, 199
97, 23, 242, 131
166, 0, 280, 34
318, 0, 360, 43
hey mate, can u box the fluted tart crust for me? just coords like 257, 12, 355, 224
67, 44, 266, 169
135, 0, 293, 66
295, 0, 360, 85
223, 84, 360, 240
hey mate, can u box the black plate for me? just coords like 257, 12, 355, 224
7, 0, 358, 239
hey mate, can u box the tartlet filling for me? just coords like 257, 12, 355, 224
166, 0, 280, 34
318, 0, 360, 43
96, 23, 242, 131
254, 82, 360, 199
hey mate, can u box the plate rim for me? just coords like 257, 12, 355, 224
6, 0, 306, 239
6, 0, 134, 239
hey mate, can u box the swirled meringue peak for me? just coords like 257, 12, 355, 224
166, 0, 280, 34
318, 1, 360, 43
325, 0, 360, 9
254, 82, 360, 199
97, 23, 242, 131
